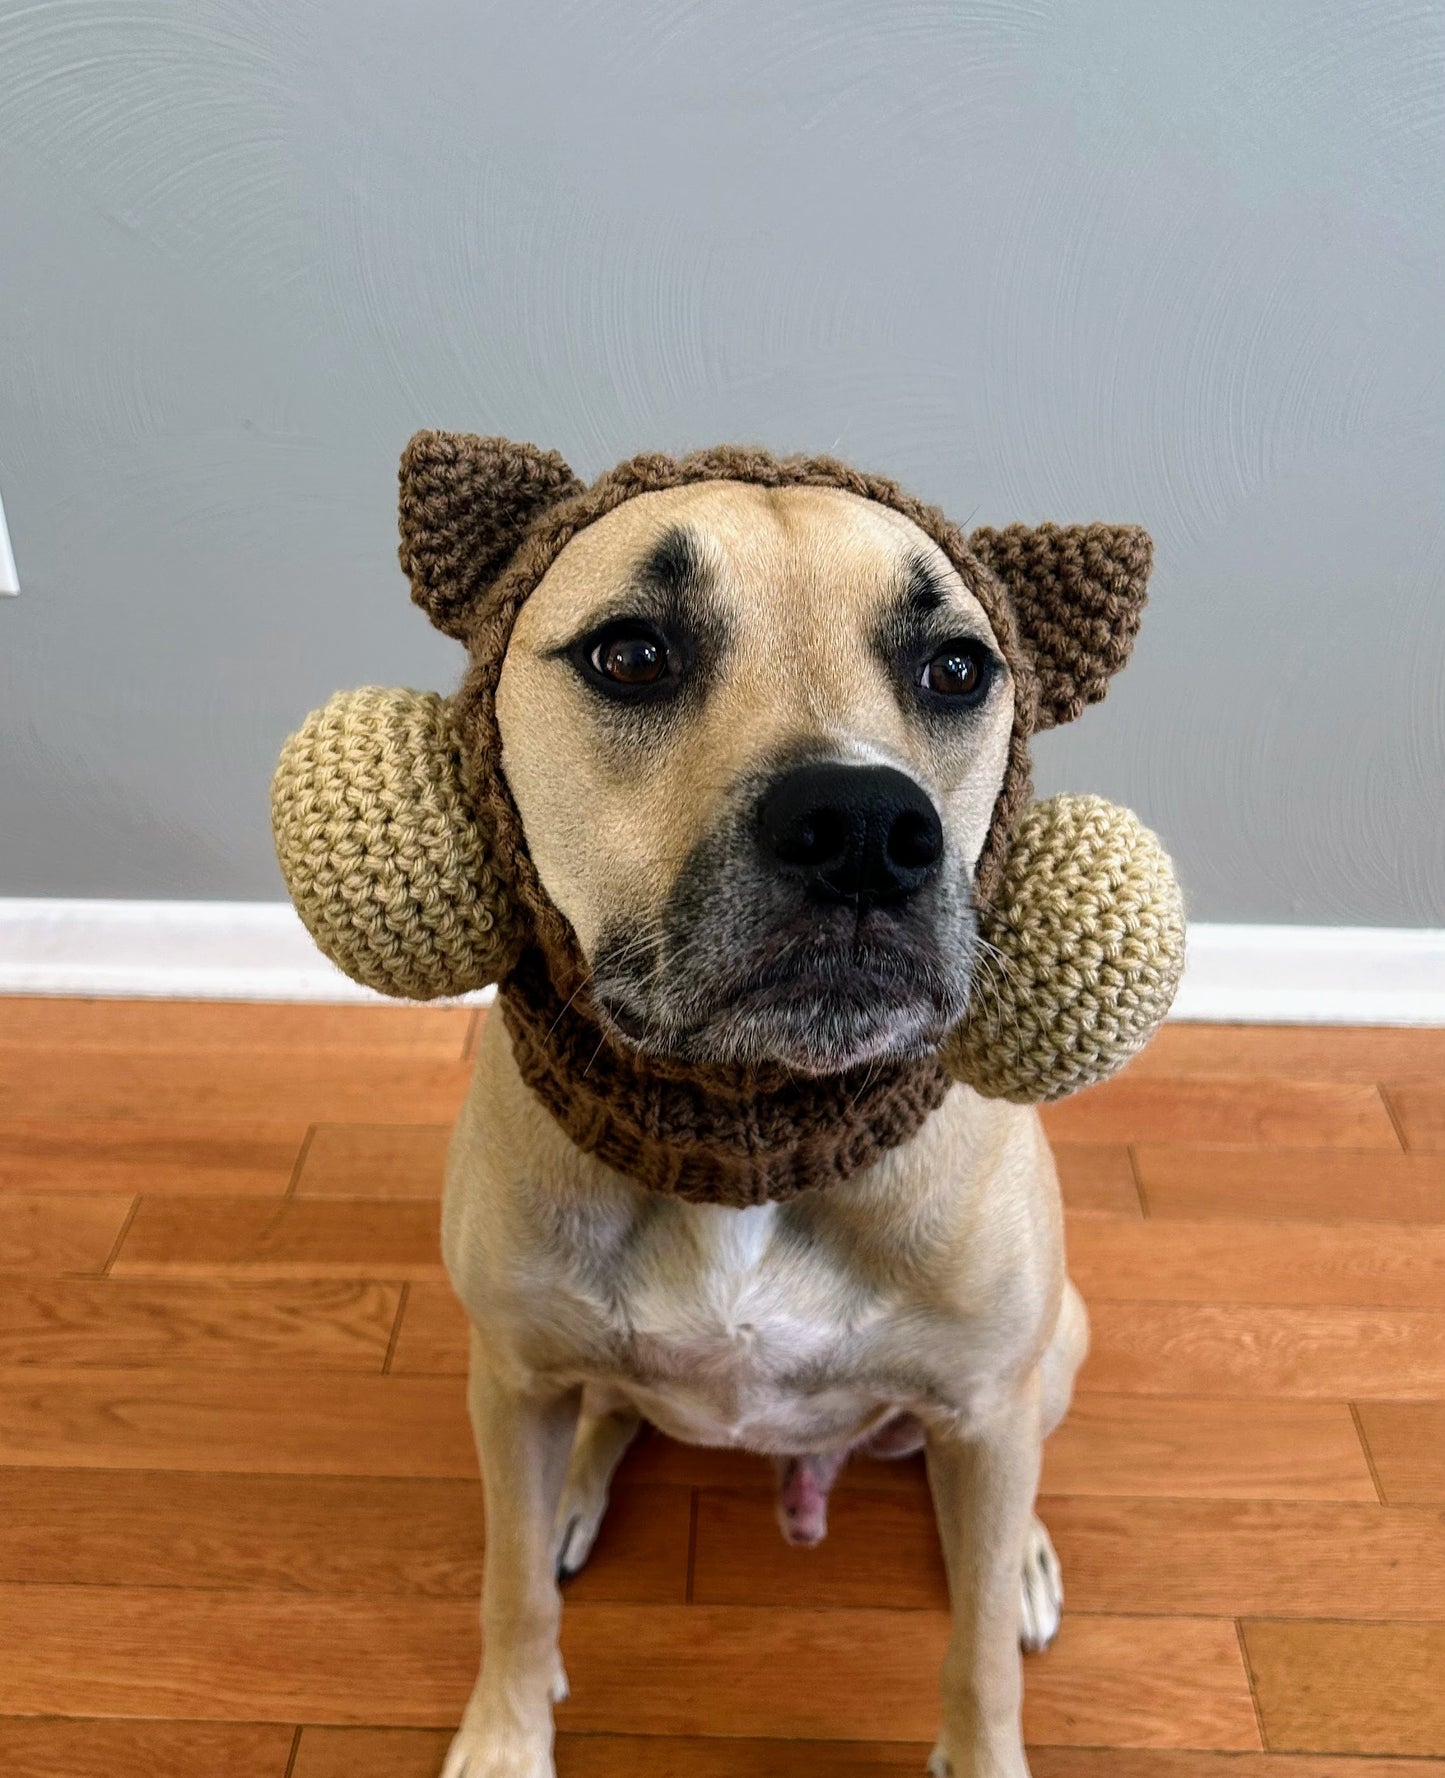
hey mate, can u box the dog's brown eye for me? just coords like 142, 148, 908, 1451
923, 644, 983, 698
593, 631, 667, 685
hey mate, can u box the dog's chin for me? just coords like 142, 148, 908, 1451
697, 988, 943, 1075
596, 974, 956, 1077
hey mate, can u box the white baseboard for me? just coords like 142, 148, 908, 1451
0, 898, 492, 1006
1, 899, 1443, 1024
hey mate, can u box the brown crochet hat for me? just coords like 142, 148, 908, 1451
400, 434, 1151, 951
377, 433, 1157, 1204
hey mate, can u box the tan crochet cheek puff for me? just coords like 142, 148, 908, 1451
271, 686, 1185, 1104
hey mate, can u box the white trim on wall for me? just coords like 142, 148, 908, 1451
1, 899, 1443, 1024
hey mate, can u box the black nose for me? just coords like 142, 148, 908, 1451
757, 762, 944, 907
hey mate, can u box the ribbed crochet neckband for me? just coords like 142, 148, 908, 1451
496, 945, 954, 1207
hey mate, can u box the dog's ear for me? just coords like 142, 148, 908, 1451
969, 523, 1152, 731
398, 430, 584, 640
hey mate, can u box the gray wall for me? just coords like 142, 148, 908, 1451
2, 0, 1442, 923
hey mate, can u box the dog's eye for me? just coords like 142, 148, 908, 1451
586, 624, 673, 690
921, 641, 990, 701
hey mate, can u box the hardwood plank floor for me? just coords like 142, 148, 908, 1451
112, 1195, 445, 1279
0, 1118, 307, 1195
1083, 1301, 1445, 1399
1384, 1080, 1445, 1152
291, 1734, 1445, 1778
0, 1191, 133, 1270
1243, 1619, 1445, 1756
1040, 1076, 1400, 1149
294, 1123, 452, 1198
1133, 1145, 1445, 1223
0, 999, 1438, 1766
0, 1468, 690, 1600
1067, 1217, 1445, 1307
0, 1277, 401, 1369
1353, 1401, 1445, 1503
0, 1718, 296, 1778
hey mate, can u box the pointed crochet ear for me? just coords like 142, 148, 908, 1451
271, 687, 525, 1000
969, 524, 1152, 731
946, 795, 1185, 1102
397, 430, 584, 640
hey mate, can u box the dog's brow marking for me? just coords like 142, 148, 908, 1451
904, 553, 952, 620
637, 524, 708, 597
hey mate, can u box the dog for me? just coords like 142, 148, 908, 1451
434, 476, 1093, 1778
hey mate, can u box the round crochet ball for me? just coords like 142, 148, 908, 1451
945, 794, 1185, 1103
271, 687, 522, 1000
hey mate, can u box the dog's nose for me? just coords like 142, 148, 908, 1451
757, 762, 944, 907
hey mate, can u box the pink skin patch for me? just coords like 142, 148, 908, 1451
773, 1414, 926, 1546
774, 1450, 848, 1546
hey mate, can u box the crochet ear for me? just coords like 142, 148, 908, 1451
945, 795, 1185, 1102
397, 430, 584, 640
969, 523, 1152, 731
271, 687, 525, 1000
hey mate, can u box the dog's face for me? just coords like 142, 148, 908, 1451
496, 482, 1015, 1074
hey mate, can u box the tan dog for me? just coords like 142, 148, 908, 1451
437, 478, 1103, 1778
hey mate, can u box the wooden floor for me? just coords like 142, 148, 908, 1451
0, 998, 1442, 1776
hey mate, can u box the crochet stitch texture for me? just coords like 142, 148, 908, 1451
271, 436, 1183, 1205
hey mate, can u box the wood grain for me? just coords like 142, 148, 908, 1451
297, 1727, 927, 1776
1040, 1077, 1400, 1149
1128, 1023, 1445, 1083
1042, 1497, 1445, 1620
1354, 1402, 1445, 1503
1066, 1218, 1445, 1308
1243, 1619, 1445, 1756
1134, 1145, 1445, 1223
0, 1591, 1256, 1745
694, 1489, 1445, 1621
295, 1124, 452, 1198
0, 1047, 471, 1125
1, 999, 1439, 1766
293, 1735, 1443, 1778
1041, 1394, 1376, 1500
1384, 1080, 1445, 1153
0, 1468, 689, 1601
0, 1718, 295, 1778
1031, 1758, 1445, 1778
112, 1195, 444, 1279
292, 1728, 454, 1778
1083, 1301, 1445, 1399
0, 1278, 400, 1369
0, 1367, 476, 1475
390, 1280, 469, 1374
0, 996, 471, 1054
1052, 1144, 1142, 1215
550, 1606, 1261, 1750
0, 1118, 306, 1195
0, 1191, 132, 1271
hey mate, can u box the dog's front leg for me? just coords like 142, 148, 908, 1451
443, 1328, 581, 1778
925, 1374, 1043, 1778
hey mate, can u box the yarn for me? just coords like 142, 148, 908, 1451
271, 686, 521, 1000
272, 436, 1181, 1205
946, 795, 1185, 1102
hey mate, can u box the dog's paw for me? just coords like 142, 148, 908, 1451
927, 1743, 1031, 1778
1020, 1515, 1063, 1654
440, 1726, 554, 1778
553, 1487, 608, 1580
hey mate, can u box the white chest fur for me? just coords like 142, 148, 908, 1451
600, 1201, 915, 1453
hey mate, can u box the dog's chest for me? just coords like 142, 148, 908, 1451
589, 1203, 918, 1451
